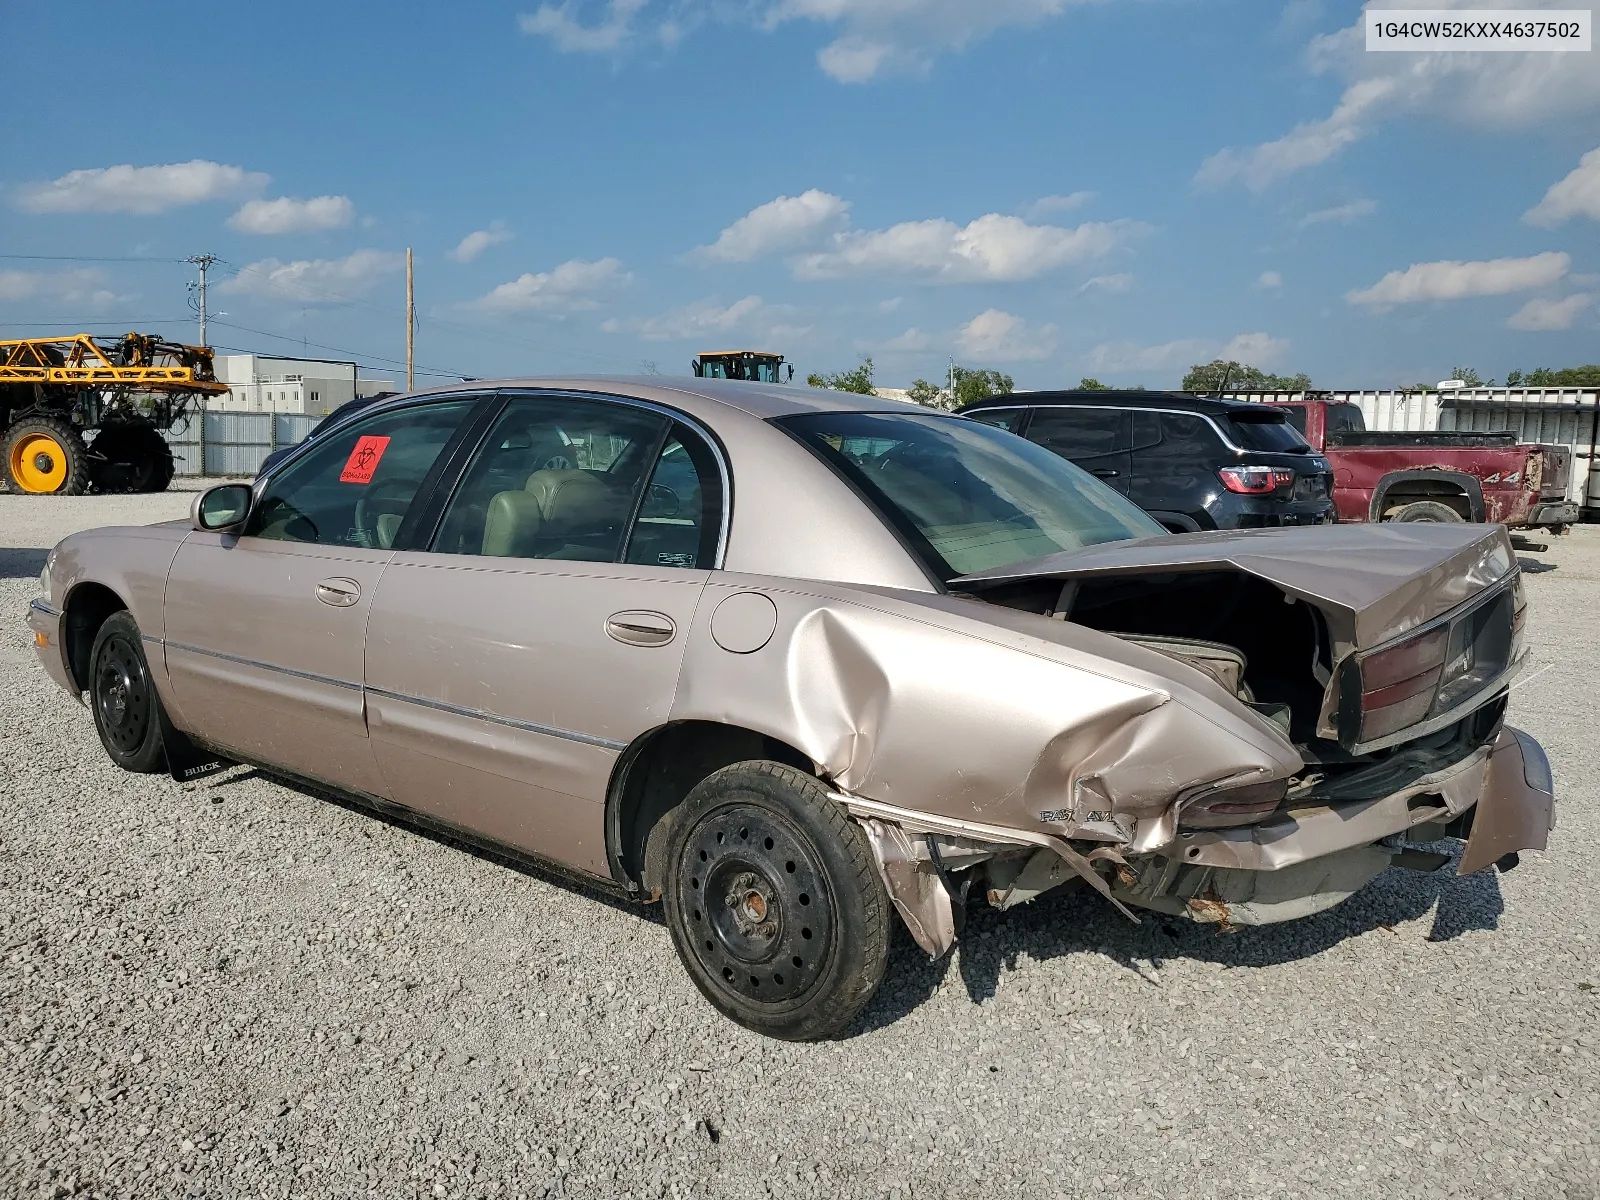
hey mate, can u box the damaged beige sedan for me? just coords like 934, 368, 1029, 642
29, 380, 1554, 1039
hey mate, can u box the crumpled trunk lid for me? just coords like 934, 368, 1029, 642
950, 522, 1516, 657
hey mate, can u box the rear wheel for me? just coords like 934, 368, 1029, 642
4, 416, 90, 495
91, 422, 176, 493
1388, 500, 1465, 523
662, 761, 889, 1041
88, 612, 168, 773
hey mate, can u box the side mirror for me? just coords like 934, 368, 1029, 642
192, 483, 253, 532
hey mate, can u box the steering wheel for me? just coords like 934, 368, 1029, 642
353, 479, 420, 549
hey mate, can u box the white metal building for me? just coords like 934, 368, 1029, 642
209, 354, 394, 417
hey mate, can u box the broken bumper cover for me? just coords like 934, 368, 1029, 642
839, 726, 1554, 951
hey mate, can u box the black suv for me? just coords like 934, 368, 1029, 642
959, 390, 1336, 532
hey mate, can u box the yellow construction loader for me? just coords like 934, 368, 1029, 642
0, 332, 228, 495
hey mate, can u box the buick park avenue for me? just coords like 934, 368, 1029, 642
28, 379, 1555, 1039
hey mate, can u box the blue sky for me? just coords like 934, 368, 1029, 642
2, 0, 1596, 390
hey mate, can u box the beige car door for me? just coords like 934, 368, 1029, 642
162, 396, 482, 794
363, 393, 722, 878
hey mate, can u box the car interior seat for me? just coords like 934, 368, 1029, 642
482, 468, 630, 559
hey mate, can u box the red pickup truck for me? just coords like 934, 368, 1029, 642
1261, 398, 1577, 531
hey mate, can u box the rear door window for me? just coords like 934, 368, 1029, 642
963, 408, 1027, 435
1026, 407, 1129, 456
1325, 404, 1366, 436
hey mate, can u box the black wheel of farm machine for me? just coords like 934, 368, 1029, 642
91, 421, 177, 493
4, 416, 92, 495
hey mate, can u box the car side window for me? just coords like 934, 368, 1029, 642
964, 409, 1026, 434
1026, 408, 1129, 456
430, 396, 669, 562
248, 400, 477, 548
1132, 412, 1221, 461
1282, 406, 1308, 435
623, 426, 722, 570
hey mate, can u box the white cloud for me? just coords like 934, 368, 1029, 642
956, 309, 1057, 361
1027, 191, 1095, 218
1347, 251, 1569, 308
1507, 293, 1590, 331
1079, 272, 1134, 294
1198, 2, 1600, 189
795, 214, 1145, 283
1297, 198, 1376, 228
1089, 331, 1288, 373
880, 326, 932, 351
519, 0, 1091, 81
775, 0, 1090, 82
518, 0, 648, 51
604, 294, 768, 341
227, 195, 354, 235
1525, 146, 1600, 226
220, 249, 405, 303
15, 160, 268, 215
1258, 271, 1283, 289
472, 257, 629, 312
692, 190, 851, 263
0, 267, 132, 310
451, 222, 513, 263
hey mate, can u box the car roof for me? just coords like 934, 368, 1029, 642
356, 376, 928, 424
958, 389, 1287, 418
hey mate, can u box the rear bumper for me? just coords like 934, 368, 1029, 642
1113, 725, 1554, 925
1204, 495, 1337, 530
1525, 501, 1579, 527
27, 598, 77, 696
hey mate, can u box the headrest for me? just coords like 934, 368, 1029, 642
524, 468, 626, 530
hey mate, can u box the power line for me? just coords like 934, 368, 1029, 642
0, 253, 187, 263
207, 318, 469, 379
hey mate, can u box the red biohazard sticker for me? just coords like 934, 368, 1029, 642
339, 435, 390, 484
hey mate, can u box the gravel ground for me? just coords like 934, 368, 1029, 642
2, 488, 1597, 1200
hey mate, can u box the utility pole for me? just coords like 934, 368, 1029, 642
405, 247, 415, 392
185, 254, 219, 347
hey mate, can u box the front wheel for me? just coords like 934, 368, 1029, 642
662, 761, 890, 1041
89, 611, 168, 773
5, 416, 90, 495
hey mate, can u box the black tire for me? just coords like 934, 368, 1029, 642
1388, 500, 1465, 523
91, 422, 176, 493
4, 415, 91, 496
88, 611, 168, 773
661, 761, 890, 1041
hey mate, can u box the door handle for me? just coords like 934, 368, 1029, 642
315, 577, 362, 607
1090, 468, 1121, 478
606, 610, 676, 647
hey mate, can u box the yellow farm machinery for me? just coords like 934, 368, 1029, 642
0, 332, 228, 495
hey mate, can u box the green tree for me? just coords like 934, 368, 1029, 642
1181, 360, 1311, 393
950, 365, 1014, 409
906, 378, 952, 410
1078, 377, 1110, 390
807, 356, 877, 395
1523, 365, 1600, 387
1449, 366, 1495, 388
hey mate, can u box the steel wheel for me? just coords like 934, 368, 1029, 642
88, 611, 168, 773
661, 761, 889, 1040
678, 802, 835, 1004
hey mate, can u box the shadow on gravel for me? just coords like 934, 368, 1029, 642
1517, 556, 1559, 574
220, 767, 661, 924
209, 765, 1510, 1036
0, 548, 49, 578
850, 857, 1506, 1036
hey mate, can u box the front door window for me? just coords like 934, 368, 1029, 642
250, 400, 477, 549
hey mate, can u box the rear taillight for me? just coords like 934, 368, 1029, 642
1219, 466, 1295, 495
1356, 626, 1448, 742
1179, 779, 1288, 829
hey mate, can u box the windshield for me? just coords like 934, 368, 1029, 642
778, 411, 1164, 580
1227, 412, 1311, 453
